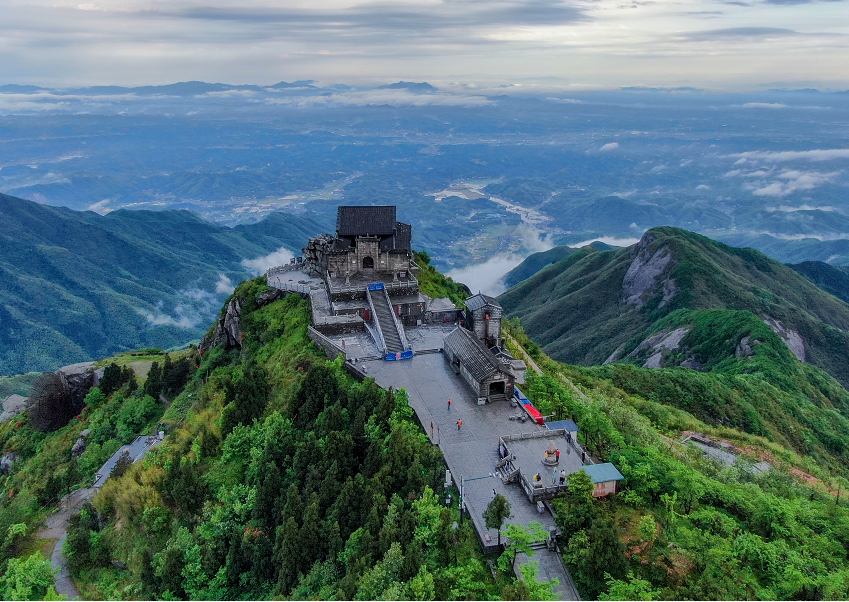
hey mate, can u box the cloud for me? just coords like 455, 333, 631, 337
241, 246, 294, 274
682, 27, 799, 42
599, 142, 619, 151
197, 89, 258, 98
215, 274, 235, 294
724, 169, 742, 177
545, 97, 583, 104
750, 169, 841, 197
696, 184, 710, 190
267, 89, 493, 108
731, 149, 849, 162
447, 255, 525, 297
569, 236, 643, 247
740, 102, 788, 108
138, 307, 199, 329
87, 198, 111, 213
765, 204, 837, 212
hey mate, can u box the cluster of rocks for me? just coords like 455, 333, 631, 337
302, 233, 334, 278
200, 288, 289, 352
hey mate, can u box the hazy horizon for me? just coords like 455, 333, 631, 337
1, 0, 848, 91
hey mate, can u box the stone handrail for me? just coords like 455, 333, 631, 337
365, 289, 388, 353
308, 327, 346, 360
382, 287, 411, 351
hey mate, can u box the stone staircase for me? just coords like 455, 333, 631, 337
369, 288, 404, 353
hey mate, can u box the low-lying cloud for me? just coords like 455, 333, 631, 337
750, 169, 841, 197
138, 307, 200, 329
267, 89, 493, 108
242, 246, 294, 274
215, 274, 235, 294
732, 149, 849, 162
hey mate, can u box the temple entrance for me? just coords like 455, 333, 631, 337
489, 381, 506, 395
362, 256, 375, 269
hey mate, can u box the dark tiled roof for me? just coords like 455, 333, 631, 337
337, 206, 397, 236
394, 222, 412, 251
444, 326, 503, 382
465, 293, 500, 312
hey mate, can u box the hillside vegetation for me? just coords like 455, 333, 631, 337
0, 193, 328, 375
5, 260, 849, 600
506, 320, 849, 600
500, 227, 849, 389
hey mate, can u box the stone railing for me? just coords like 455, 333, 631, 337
365, 288, 387, 353
382, 287, 411, 351
308, 327, 346, 360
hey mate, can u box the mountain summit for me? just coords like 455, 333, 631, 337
500, 226, 849, 388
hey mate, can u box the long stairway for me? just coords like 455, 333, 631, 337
368, 288, 405, 353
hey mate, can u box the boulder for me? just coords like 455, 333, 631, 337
0, 394, 29, 424
71, 437, 88, 457
1, 452, 19, 475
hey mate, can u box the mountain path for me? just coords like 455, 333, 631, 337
37, 487, 96, 600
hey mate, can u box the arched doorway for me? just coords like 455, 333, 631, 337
362, 256, 375, 269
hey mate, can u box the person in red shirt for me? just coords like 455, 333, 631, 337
457, 419, 463, 430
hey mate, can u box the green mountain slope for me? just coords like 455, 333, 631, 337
0, 193, 328, 374
502, 242, 618, 289
499, 227, 849, 388
5, 267, 849, 600
790, 261, 849, 305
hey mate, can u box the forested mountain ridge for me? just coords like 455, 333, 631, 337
499, 226, 849, 389
3, 269, 849, 599
0, 193, 329, 375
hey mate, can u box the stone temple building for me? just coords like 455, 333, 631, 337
303, 206, 425, 329
443, 294, 526, 403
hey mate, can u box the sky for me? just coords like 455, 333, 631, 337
0, 0, 847, 90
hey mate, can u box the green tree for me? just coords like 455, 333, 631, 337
0, 553, 62, 601
483, 494, 511, 547
110, 449, 133, 479
99, 363, 123, 397
599, 571, 661, 601
499, 522, 549, 572
144, 361, 163, 399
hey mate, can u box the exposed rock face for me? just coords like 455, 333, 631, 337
1, 452, 19, 475
200, 297, 243, 351
626, 327, 690, 365
303, 234, 334, 278
679, 356, 703, 370
763, 317, 806, 362
623, 238, 677, 307
0, 394, 29, 424
257, 288, 286, 307
735, 336, 754, 359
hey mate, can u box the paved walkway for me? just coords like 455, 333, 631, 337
360, 352, 580, 600
37, 487, 96, 600
36, 435, 162, 600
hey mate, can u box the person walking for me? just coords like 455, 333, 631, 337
457, 419, 463, 431
447, 398, 451, 411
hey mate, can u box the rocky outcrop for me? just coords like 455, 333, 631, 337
763, 317, 806, 362
71, 429, 91, 457
1, 452, 20, 475
623, 237, 677, 307
0, 394, 30, 424
257, 288, 286, 307
200, 297, 243, 352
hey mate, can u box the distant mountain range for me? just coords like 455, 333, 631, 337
0, 193, 329, 374
500, 227, 849, 389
